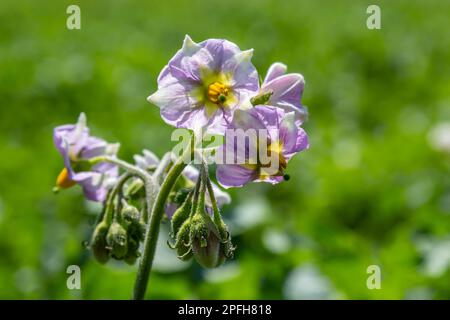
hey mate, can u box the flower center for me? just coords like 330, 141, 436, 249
56, 167, 76, 189
207, 82, 229, 104
258, 142, 287, 178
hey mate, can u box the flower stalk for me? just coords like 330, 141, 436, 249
132, 143, 193, 300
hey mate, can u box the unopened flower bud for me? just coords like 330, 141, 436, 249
91, 220, 110, 264
216, 228, 235, 266
170, 193, 192, 238
124, 237, 141, 265
250, 90, 273, 106
190, 213, 222, 268
173, 221, 193, 261
106, 222, 128, 259
121, 202, 140, 226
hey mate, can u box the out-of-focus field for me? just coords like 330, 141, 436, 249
0, 0, 449, 299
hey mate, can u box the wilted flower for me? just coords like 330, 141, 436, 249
251, 62, 308, 124
53, 113, 119, 201
148, 35, 259, 134
216, 105, 309, 188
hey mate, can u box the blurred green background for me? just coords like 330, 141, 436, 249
0, 0, 449, 299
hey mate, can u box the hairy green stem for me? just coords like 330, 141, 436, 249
104, 173, 132, 224
133, 147, 192, 300
201, 162, 221, 225
153, 152, 172, 184
89, 156, 150, 180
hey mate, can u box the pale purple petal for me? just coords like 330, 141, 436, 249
261, 68, 308, 124
79, 136, 108, 159
251, 105, 284, 141
279, 112, 309, 159
134, 149, 160, 170
71, 171, 109, 201
147, 73, 201, 127
201, 38, 241, 72
264, 62, 287, 83
222, 49, 259, 92
263, 74, 304, 107
216, 164, 256, 188
53, 115, 89, 159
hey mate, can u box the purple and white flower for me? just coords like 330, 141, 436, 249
251, 62, 308, 124
216, 105, 309, 188
53, 113, 120, 201
148, 35, 259, 134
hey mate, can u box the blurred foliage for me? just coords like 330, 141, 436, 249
0, 0, 449, 299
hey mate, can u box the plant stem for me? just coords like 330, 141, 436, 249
202, 162, 221, 224
132, 148, 192, 300
104, 173, 132, 224
89, 156, 150, 180
153, 152, 172, 184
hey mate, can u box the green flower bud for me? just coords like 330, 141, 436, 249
173, 220, 193, 261
91, 220, 110, 264
124, 237, 141, 265
250, 90, 273, 106
170, 193, 192, 238
217, 228, 236, 267
128, 220, 146, 242
190, 213, 222, 268
106, 222, 128, 259
121, 202, 140, 226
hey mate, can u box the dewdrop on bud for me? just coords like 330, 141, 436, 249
106, 222, 128, 259
91, 220, 110, 264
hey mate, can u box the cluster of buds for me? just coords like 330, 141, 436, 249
90, 177, 147, 265
169, 165, 235, 268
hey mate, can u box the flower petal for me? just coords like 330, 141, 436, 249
279, 112, 309, 159
71, 171, 113, 201
262, 73, 307, 124
264, 62, 287, 83
223, 49, 259, 91
216, 164, 256, 188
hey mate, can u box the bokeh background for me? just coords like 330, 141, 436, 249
0, 0, 449, 299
